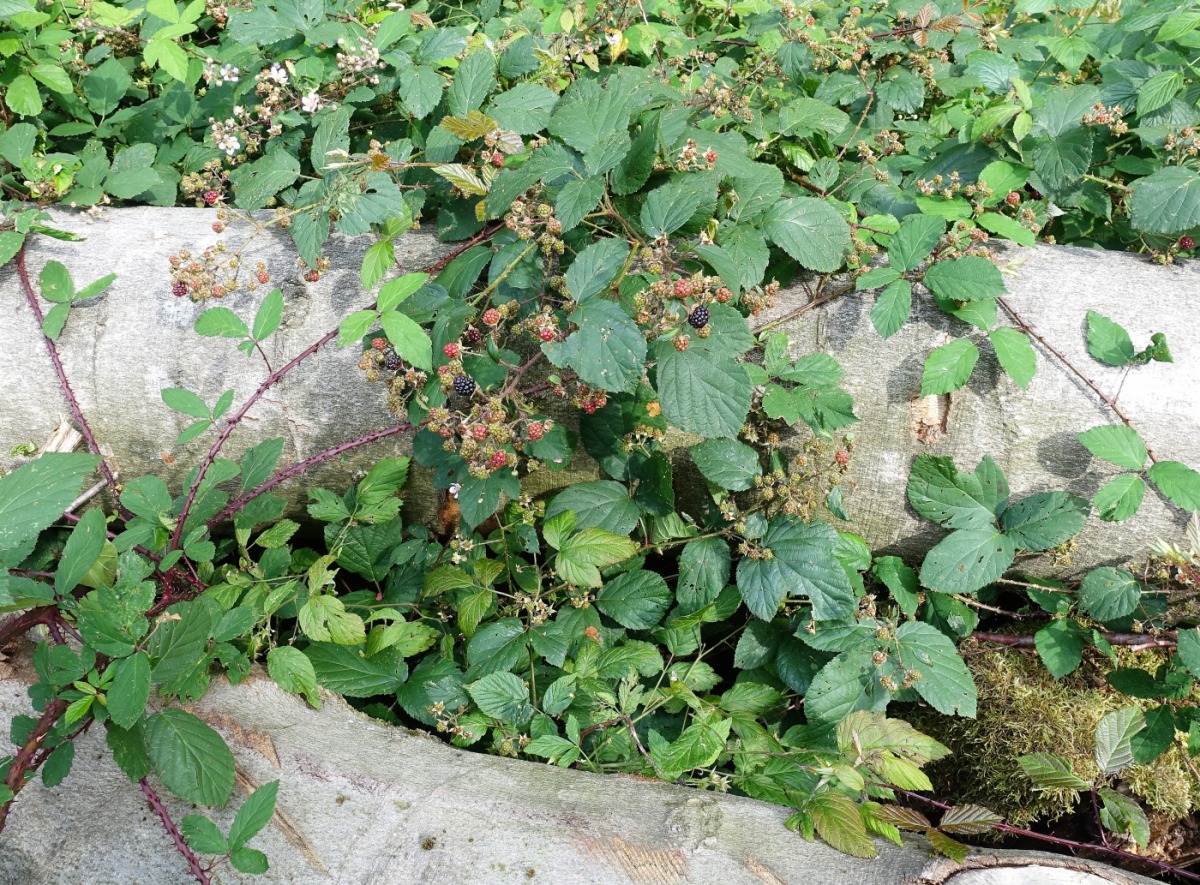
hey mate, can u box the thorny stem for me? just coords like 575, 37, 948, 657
173, 223, 504, 550
14, 247, 132, 520
997, 296, 1159, 464
891, 786, 1200, 884
0, 698, 68, 834
207, 422, 413, 528
139, 778, 213, 885
972, 630, 1177, 650
755, 283, 855, 335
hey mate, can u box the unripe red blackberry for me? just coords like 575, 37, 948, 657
1005, 191, 1021, 207
715, 287, 732, 303
453, 375, 476, 396
482, 308, 501, 326
304, 270, 320, 282
835, 449, 851, 466
489, 450, 508, 469
257, 270, 270, 284
384, 352, 402, 370
688, 306, 710, 329
172, 281, 187, 297
443, 342, 460, 358
1181, 236, 1195, 250
203, 190, 220, 206
673, 278, 693, 298
526, 421, 544, 441
674, 335, 690, 352
371, 337, 387, 351
471, 424, 488, 440
539, 327, 555, 342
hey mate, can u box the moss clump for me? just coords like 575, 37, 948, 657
912, 647, 1200, 830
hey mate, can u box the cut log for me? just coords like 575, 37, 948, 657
0, 653, 1163, 885
1, 209, 1198, 574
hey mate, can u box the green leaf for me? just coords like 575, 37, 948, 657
55, 507, 108, 595
1128, 165, 1200, 235
252, 289, 284, 342
1177, 628, 1200, 681
1031, 128, 1092, 193
230, 848, 269, 874
548, 82, 628, 156
555, 178, 606, 233
1079, 568, 1141, 622
938, 804, 1003, 836
653, 346, 751, 439
144, 38, 189, 81
691, 438, 760, 491
920, 339, 979, 395
907, 454, 1007, 530
923, 256, 1005, 302
1086, 311, 1135, 366
735, 516, 855, 620
1099, 787, 1150, 848
871, 280, 912, 339
640, 178, 707, 238
678, 537, 731, 610
920, 529, 1015, 595
1148, 461, 1200, 512
988, 327, 1036, 388
161, 388, 210, 419
106, 653, 151, 729
887, 214, 944, 272
595, 570, 671, 630
7, 75, 43, 117
381, 310, 432, 372
194, 307, 249, 339
659, 716, 732, 775
304, 643, 405, 696
1017, 752, 1091, 790
361, 240, 394, 290
229, 151, 301, 210
762, 197, 852, 272
229, 780, 279, 849
488, 82, 559, 135
143, 708, 235, 806
338, 310, 376, 347
378, 274, 427, 313
467, 671, 532, 725
810, 791, 876, 859
299, 595, 366, 645
0, 453, 99, 556
999, 492, 1088, 552
563, 238, 629, 302
555, 528, 638, 588
895, 622, 977, 717
30, 63, 72, 94
1139, 70, 1184, 117
542, 300, 645, 395
447, 48, 496, 117
181, 815, 228, 855
546, 481, 638, 536
399, 65, 444, 120
1076, 425, 1147, 471
148, 601, 214, 687
1035, 619, 1085, 679
39, 261, 74, 302
1092, 474, 1145, 522
976, 212, 1036, 246
1095, 707, 1144, 775
267, 646, 319, 707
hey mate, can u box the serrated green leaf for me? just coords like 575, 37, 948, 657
542, 300, 645, 394
653, 346, 751, 439
1092, 473, 1145, 522
1086, 311, 1134, 366
871, 280, 912, 339
763, 197, 852, 272
1000, 491, 1088, 552
595, 569, 671, 630
921, 339, 979, 395
381, 310, 432, 372
988, 327, 1036, 388
305, 643, 405, 696
896, 621, 977, 717
887, 214, 944, 272
810, 791, 876, 859
1079, 568, 1141, 622
1017, 752, 1091, 790
555, 528, 638, 589
468, 671, 532, 725
1076, 425, 1147, 471
194, 307, 249, 339
1095, 707, 1144, 775
267, 646, 319, 707
736, 516, 855, 620
907, 454, 1008, 530
1035, 619, 1085, 679
691, 438, 760, 491
229, 779, 279, 850
106, 652, 151, 729
1148, 461, 1200, 512
923, 256, 1005, 302
161, 388, 211, 419
920, 529, 1015, 595
143, 709, 235, 806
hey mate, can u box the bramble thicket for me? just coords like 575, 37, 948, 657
4, 0, 1200, 880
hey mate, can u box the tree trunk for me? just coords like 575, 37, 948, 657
2, 209, 1197, 574
0, 654, 1163, 885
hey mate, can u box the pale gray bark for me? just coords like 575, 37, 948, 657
1, 209, 1198, 573
0, 657, 1162, 885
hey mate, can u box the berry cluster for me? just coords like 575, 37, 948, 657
167, 240, 271, 302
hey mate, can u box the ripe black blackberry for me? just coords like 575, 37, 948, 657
688, 306, 710, 329
384, 352, 402, 371
453, 375, 476, 396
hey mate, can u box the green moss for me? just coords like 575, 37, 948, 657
913, 648, 1200, 829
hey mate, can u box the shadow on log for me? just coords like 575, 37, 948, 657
2, 209, 1198, 574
